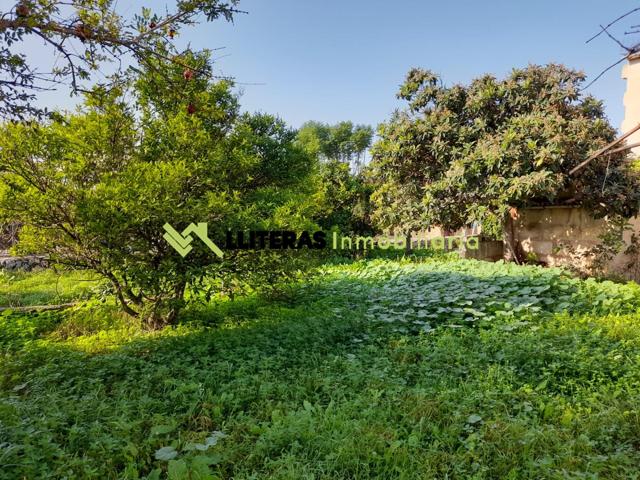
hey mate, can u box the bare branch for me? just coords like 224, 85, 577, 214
586, 7, 640, 43
607, 140, 640, 156
570, 122, 640, 175
581, 56, 627, 91
598, 24, 633, 52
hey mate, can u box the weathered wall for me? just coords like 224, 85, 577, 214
409, 227, 503, 262
622, 52, 640, 157
509, 206, 640, 279
460, 240, 504, 262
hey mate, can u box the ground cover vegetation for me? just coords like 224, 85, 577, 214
3, 2, 640, 479
2, 258, 640, 478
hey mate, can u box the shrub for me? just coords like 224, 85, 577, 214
0, 51, 319, 327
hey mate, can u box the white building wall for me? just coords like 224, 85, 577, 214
621, 52, 640, 156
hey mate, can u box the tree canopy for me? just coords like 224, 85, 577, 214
368, 64, 640, 237
297, 121, 374, 235
297, 121, 373, 172
0, 0, 241, 119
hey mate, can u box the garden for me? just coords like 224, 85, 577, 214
2, 257, 640, 478
2, 1, 640, 479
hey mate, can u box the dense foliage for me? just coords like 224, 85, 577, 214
2, 258, 640, 478
297, 121, 374, 235
297, 121, 373, 172
0, 52, 319, 326
368, 64, 640, 237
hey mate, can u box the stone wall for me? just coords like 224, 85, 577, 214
0, 251, 48, 271
409, 227, 504, 262
508, 206, 640, 280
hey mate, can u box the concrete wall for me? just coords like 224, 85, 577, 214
409, 227, 503, 262
460, 240, 504, 262
622, 52, 640, 157
509, 206, 640, 279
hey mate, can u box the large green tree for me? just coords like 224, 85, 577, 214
369, 64, 640, 238
0, 51, 318, 326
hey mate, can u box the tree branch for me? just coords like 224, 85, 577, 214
586, 7, 640, 43
598, 24, 633, 52
570, 122, 640, 175
581, 56, 628, 91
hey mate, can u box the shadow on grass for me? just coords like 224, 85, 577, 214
0, 261, 612, 377
2, 263, 640, 478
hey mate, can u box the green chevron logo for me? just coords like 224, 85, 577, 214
163, 223, 224, 258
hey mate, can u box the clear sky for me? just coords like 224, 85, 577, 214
32, 0, 640, 131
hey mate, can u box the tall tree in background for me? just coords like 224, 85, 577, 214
0, 0, 241, 119
297, 121, 374, 234
369, 64, 640, 239
298, 121, 373, 173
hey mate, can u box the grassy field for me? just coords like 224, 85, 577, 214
0, 269, 102, 308
2, 258, 640, 479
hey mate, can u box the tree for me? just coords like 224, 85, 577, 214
0, 0, 242, 119
0, 51, 318, 327
368, 64, 640, 239
297, 121, 373, 172
313, 159, 373, 235
297, 121, 374, 235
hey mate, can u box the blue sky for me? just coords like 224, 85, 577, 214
34, 1, 640, 131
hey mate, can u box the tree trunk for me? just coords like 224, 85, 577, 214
506, 215, 522, 265
104, 271, 139, 317
141, 281, 187, 330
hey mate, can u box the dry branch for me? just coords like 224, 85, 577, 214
569, 122, 640, 175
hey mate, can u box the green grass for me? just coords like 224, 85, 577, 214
0, 268, 102, 308
2, 258, 640, 479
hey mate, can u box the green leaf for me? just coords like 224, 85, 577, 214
466, 414, 482, 425
168, 459, 189, 480
205, 431, 226, 446
151, 424, 176, 435
154, 446, 178, 461
535, 378, 548, 391
144, 469, 162, 480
